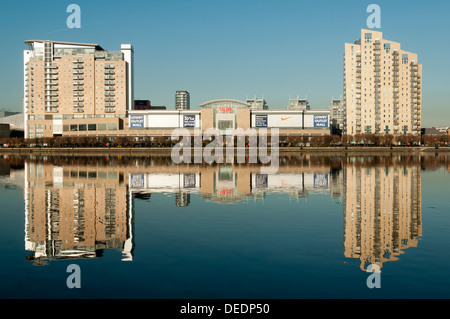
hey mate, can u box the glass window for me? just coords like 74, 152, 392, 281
108, 122, 117, 130
218, 120, 233, 131
88, 124, 96, 131
98, 123, 107, 131
70, 124, 78, 131
79, 124, 87, 131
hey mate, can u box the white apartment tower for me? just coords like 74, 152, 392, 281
344, 29, 422, 136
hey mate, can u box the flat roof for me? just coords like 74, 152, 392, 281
24, 40, 104, 51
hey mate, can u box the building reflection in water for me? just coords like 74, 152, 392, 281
21, 154, 423, 270
343, 156, 422, 272
24, 161, 133, 265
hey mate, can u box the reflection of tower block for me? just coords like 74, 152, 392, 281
253, 192, 265, 203
289, 190, 306, 201
175, 192, 190, 207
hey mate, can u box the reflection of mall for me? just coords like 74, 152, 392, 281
23, 158, 338, 264
22, 155, 422, 270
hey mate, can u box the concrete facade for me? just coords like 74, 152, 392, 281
344, 29, 422, 136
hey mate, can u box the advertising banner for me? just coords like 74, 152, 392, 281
268, 114, 302, 128
183, 115, 196, 128
130, 174, 145, 188
129, 115, 145, 128
255, 115, 268, 128
313, 115, 328, 127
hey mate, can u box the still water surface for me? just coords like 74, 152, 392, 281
0, 153, 449, 299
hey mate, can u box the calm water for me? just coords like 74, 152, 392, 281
0, 153, 449, 299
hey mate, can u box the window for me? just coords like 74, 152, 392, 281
88, 124, 96, 131
79, 124, 87, 131
98, 123, 107, 131
108, 122, 117, 130
70, 124, 78, 131
218, 120, 233, 131
402, 54, 408, 64
384, 43, 390, 54
364, 33, 372, 43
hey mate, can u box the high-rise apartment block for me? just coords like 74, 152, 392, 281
329, 98, 345, 133
246, 96, 268, 110
175, 90, 190, 110
287, 97, 310, 111
23, 40, 133, 138
344, 29, 422, 136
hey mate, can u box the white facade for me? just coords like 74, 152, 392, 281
121, 44, 134, 111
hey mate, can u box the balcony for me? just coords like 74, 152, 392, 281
73, 70, 84, 74
105, 102, 115, 107
73, 102, 84, 107
104, 87, 115, 91
104, 64, 115, 69
73, 108, 84, 113
45, 107, 58, 113
45, 63, 58, 69
73, 97, 84, 102
105, 108, 115, 113
73, 86, 84, 91
73, 81, 84, 86
73, 64, 84, 69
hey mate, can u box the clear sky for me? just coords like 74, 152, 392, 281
0, 0, 449, 127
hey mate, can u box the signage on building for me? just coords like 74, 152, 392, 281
313, 115, 328, 127
183, 115, 196, 128
314, 174, 328, 188
130, 174, 145, 188
184, 174, 196, 188
255, 115, 268, 128
219, 107, 233, 113
129, 115, 145, 128
255, 174, 268, 188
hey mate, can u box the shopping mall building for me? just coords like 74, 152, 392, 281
23, 40, 330, 140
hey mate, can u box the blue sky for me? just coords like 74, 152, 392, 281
0, 0, 449, 126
